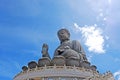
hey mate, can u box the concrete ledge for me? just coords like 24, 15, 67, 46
14, 65, 95, 80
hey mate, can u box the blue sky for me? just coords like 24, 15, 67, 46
0, 0, 120, 80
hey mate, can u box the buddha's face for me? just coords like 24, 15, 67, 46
58, 29, 69, 42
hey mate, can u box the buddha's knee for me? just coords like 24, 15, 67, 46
62, 49, 80, 59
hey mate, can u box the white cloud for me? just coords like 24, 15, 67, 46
87, 0, 111, 25
87, 55, 93, 62
87, 0, 112, 12
114, 70, 120, 80
108, 0, 112, 5
73, 23, 105, 54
